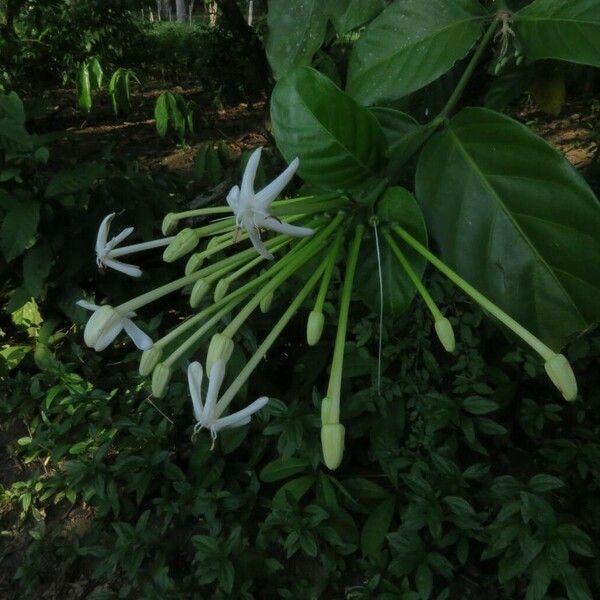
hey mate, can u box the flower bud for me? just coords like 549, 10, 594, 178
320, 397, 332, 426
139, 346, 163, 376
185, 252, 204, 275
151, 362, 172, 398
321, 424, 345, 470
434, 317, 455, 353
190, 278, 211, 308
207, 236, 222, 250
163, 228, 199, 263
162, 213, 179, 235
206, 333, 234, 372
214, 279, 230, 303
545, 353, 578, 401
260, 290, 273, 313
307, 310, 324, 346
84, 305, 121, 350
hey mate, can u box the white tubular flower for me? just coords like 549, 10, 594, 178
95, 213, 142, 277
226, 148, 313, 259
189, 359, 268, 444
76, 300, 153, 351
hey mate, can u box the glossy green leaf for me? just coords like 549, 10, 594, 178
369, 107, 419, 146
260, 457, 311, 482
46, 163, 106, 197
0, 200, 40, 261
265, 0, 328, 80
361, 497, 395, 557
357, 187, 428, 319
272, 475, 315, 508
327, 0, 387, 34
416, 107, 600, 351
88, 58, 103, 90
515, 0, 600, 67
154, 92, 170, 137
271, 66, 386, 189
76, 63, 92, 113
346, 0, 486, 105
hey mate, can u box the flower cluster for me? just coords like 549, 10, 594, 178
78, 147, 578, 470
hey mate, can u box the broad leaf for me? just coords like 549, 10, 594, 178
154, 92, 170, 137
271, 66, 386, 189
369, 107, 419, 146
0, 92, 26, 123
46, 163, 106, 197
328, 0, 388, 35
77, 63, 92, 113
416, 108, 600, 351
346, 0, 486, 105
88, 58, 103, 90
23, 245, 53, 297
361, 497, 395, 557
356, 187, 428, 319
260, 457, 311, 482
265, 0, 328, 80
515, 0, 600, 67
0, 200, 40, 261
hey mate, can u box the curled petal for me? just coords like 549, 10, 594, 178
105, 226, 134, 252
204, 359, 226, 422
226, 185, 240, 212
188, 362, 204, 421
102, 256, 143, 278
76, 299, 101, 311
214, 396, 269, 430
254, 157, 299, 210
95, 213, 115, 255
240, 147, 262, 202
244, 216, 273, 260
122, 319, 153, 350
258, 216, 313, 238
211, 415, 252, 434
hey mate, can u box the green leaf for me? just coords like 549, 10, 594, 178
443, 496, 475, 516
23, 245, 53, 297
342, 477, 391, 501
327, 0, 387, 34
271, 66, 387, 190
415, 563, 433, 600
361, 497, 395, 557
356, 187, 428, 319
416, 107, 600, 351
0, 345, 30, 370
0, 91, 26, 123
0, 118, 33, 153
260, 457, 311, 482
0, 200, 40, 261
46, 162, 106, 197
76, 63, 92, 113
561, 565, 593, 600
369, 106, 419, 146
346, 0, 486, 105
528, 474, 564, 492
155, 92, 171, 138
272, 475, 315, 507
498, 536, 544, 583
484, 66, 537, 111
556, 524, 595, 557
265, 0, 328, 80
461, 396, 499, 415
88, 58, 103, 90
515, 0, 600, 67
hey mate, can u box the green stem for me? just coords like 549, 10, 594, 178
439, 18, 500, 119
328, 225, 365, 422
215, 259, 328, 416
384, 231, 443, 320
271, 197, 348, 217
392, 225, 553, 360
314, 231, 344, 312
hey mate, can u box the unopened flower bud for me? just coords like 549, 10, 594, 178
214, 279, 229, 302
545, 353, 577, 401
152, 362, 172, 398
185, 252, 204, 275
307, 310, 324, 346
139, 346, 163, 376
206, 333, 234, 372
163, 228, 199, 262
321, 423, 345, 470
260, 290, 273, 313
162, 212, 179, 235
320, 397, 332, 426
190, 278, 211, 308
207, 236, 222, 250
84, 305, 120, 350
434, 317, 455, 353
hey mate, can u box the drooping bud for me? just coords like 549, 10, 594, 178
320, 397, 332, 426
206, 333, 234, 373
84, 305, 121, 351
321, 423, 345, 470
307, 310, 325, 346
260, 290, 274, 313
163, 228, 199, 262
162, 212, 178, 235
152, 362, 172, 398
139, 346, 163, 376
207, 236, 222, 250
214, 279, 229, 303
185, 252, 204, 275
190, 278, 211, 308
434, 317, 455, 353
545, 353, 578, 401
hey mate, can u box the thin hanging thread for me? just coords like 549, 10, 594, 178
372, 220, 383, 394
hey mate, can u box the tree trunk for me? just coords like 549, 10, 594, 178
208, 1, 218, 27
188, 0, 194, 23
175, 0, 187, 22
247, 0, 253, 26
156, 0, 162, 21
215, 0, 270, 91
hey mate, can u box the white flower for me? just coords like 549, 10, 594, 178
189, 359, 268, 443
226, 148, 313, 259
95, 213, 142, 278
76, 300, 153, 351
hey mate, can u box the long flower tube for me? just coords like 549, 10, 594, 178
321, 225, 364, 470
384, 232, 455, 353
392, 224, 577, 401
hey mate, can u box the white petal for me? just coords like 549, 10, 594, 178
258, 216, 313, 238
96, 213, 115, 255
94, 319, 124, 351
204, 359, 226, 421
240, 147, 262, 202
188, 362, 204, 422
214, 396, 268, 430
226, 185, 240, 212
106, 226, 134, 250
244, 216, 273, 260
211, 414, 251, 432
76, 300, 101, 311
122, 319, 153, 350
254, 157, 299, 210
102, 256, 143, 278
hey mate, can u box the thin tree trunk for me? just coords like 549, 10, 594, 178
156, 0, 162, 21
175, 0, 187, 22
208, 1, 218, 27
188, 0, 194, 23
247, 0, 253, 26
